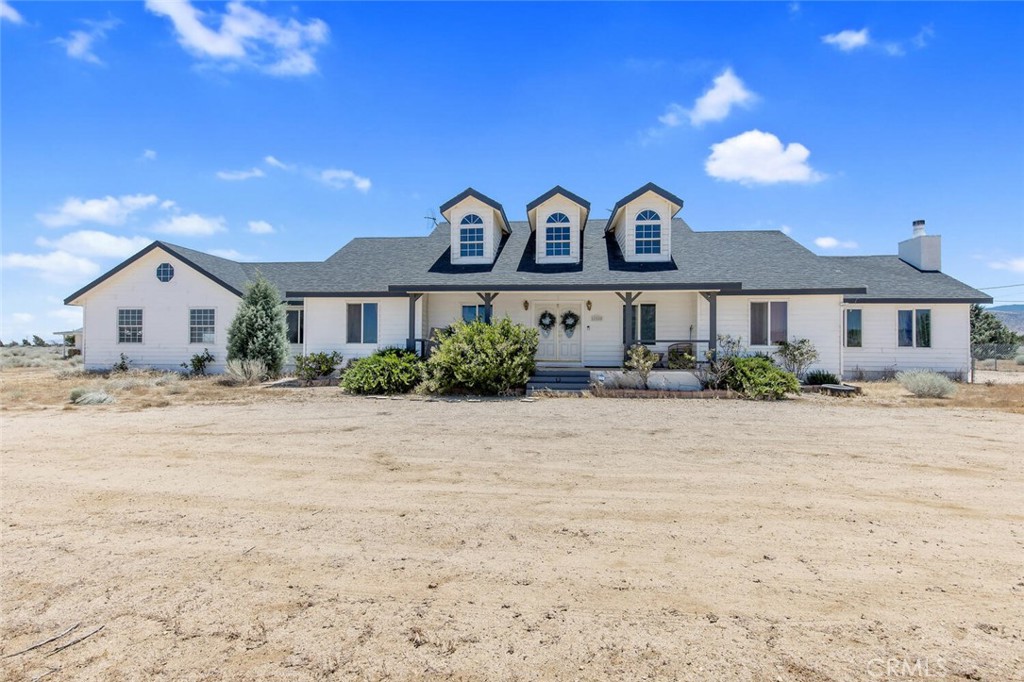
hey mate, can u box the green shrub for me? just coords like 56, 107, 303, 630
804, 369, 840, 386
181, 348, 215, 376
727, 356, 800, 400
422, 318, 538, 395
226, 273, 288, 377
341, 349, 422, 394
666, 346, 696, 370
112, 353, 132, 373
294, 351, 343, 382
625, 344, 658, 389
1015, 354, 1024, 366
774, 338, 819, 379
896, 370, 956, 398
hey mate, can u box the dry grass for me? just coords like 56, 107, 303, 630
850, 379, 1024, 414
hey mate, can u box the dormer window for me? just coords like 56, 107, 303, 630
459, 214, 485, 257
635, 210, 662, 254
545, 213, 571, 257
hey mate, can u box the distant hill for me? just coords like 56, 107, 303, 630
989, 307, 1024, 335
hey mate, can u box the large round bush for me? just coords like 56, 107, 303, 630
727, 356, 800, 400
341, 349, 422, 394
422, 318, 538, 395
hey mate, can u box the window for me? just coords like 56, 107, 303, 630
286, 310, 304, 345
462, 305, 487, 323
118, 308, 143, 344
545, 213, 571, 257
624, 303, 657, 343
189, 308, 215, 344
845, 309, 862, 348
635, 210, 661, 255
899, 309, 931, 348
460, 214, 484, 258
156, 263, 174, 282
346, 303, 378, 344
750, 301, 788, 345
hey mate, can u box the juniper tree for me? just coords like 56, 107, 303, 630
226, 273, 288, 377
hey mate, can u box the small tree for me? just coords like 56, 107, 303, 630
32, 335, 48, 347
970, 304, 1020, 347
774, 338, 819, 380
226, 273, 288, 377
625, 343, 658, 389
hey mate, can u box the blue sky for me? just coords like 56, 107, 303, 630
2, 1, 1022, 341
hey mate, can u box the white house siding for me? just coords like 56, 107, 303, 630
533, 196, 583, 265
75, 249, 241, 372
303, 296, 410, 362
424, 290, 701, 367
448, 197, 503, 265
715, 294, 844, 375
611, 192, 675, 263
841, 303, 971, 379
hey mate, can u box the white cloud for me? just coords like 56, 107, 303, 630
216, 166, 265, 181
37, 193, 158, 228
822, 28, 870, 52
319, 168, 371, 193
54, 18, 119, 65
705, 130, 824, 186
780, 225, 793, 235
35, 230, 151, 258
145, 0, 329, 77
49, 308, 83, 325
248, 220, 275, 234
1, 0, 24, 24
152, 213, 226, 236
159, 199, 178, 211
988, 258, 1024, 273
788, 2, 800, 16
142, 149, 157, 161
264, 155, 294, 171
912, 25, 935, 49
1, 251, 101, 282
814, 236, 858, 250
12, 312, 34, 323
686, 68, 757, 126
209, 248, 256, 261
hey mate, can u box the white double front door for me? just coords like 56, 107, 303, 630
534, 302, 582, 363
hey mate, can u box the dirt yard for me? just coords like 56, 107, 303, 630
2, 376, 1023, 680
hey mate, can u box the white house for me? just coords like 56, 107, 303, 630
64, 183, 991, 380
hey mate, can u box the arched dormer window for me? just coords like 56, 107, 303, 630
635, 209, 661, 255
545, 212, 571, 257
459, 213, 484, 257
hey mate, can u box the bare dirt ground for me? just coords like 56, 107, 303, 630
2, 372, 1023, 681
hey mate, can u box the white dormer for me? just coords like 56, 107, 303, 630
605, 182, 683, 263
526, 186, 591, 265
440, 188, 511, 265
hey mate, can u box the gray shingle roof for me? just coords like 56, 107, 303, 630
65, 225, 992, 305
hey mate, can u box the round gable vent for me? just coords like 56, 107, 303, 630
156, 263, 174, 282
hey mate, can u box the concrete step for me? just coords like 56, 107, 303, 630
526, 380, 591, 392
530, 370, 590, 381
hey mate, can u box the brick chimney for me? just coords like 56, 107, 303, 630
898, 219, 941, 272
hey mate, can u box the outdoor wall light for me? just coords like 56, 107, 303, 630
523, 300, 529, 310
586, 300, 592, 311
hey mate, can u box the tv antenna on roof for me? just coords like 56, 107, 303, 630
424, 209, 439, 228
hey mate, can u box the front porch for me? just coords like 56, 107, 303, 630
403, 289, 721, 369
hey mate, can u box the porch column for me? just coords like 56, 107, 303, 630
616, 291, 640, 350
702, 292, 718, 355
406, 293, 422, 352
477, 292, 498, 323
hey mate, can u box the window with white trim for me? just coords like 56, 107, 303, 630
189, 308, 215, 344
898, 308, 931, 348
156, 263, 174, 282
750, 301, 788, 345
346, 303, 378, 344
118, 308, 143, 344
461, 304, 487, 323
634, 210, 661, 255
459, 214, 484, 257
545, 212, 571, 257
845, 309, 862, 348
624, 303, 657, 344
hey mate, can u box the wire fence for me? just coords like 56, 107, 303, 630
971, 343, 1023, 372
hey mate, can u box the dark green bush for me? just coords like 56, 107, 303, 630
341, 349, 422, 394
422, 318, 538, 395
112, 353, 132, 373
182, 348, 215, 376
294, 351, 343, 382
804, 369, 840, 386
727, 356, 800, 400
